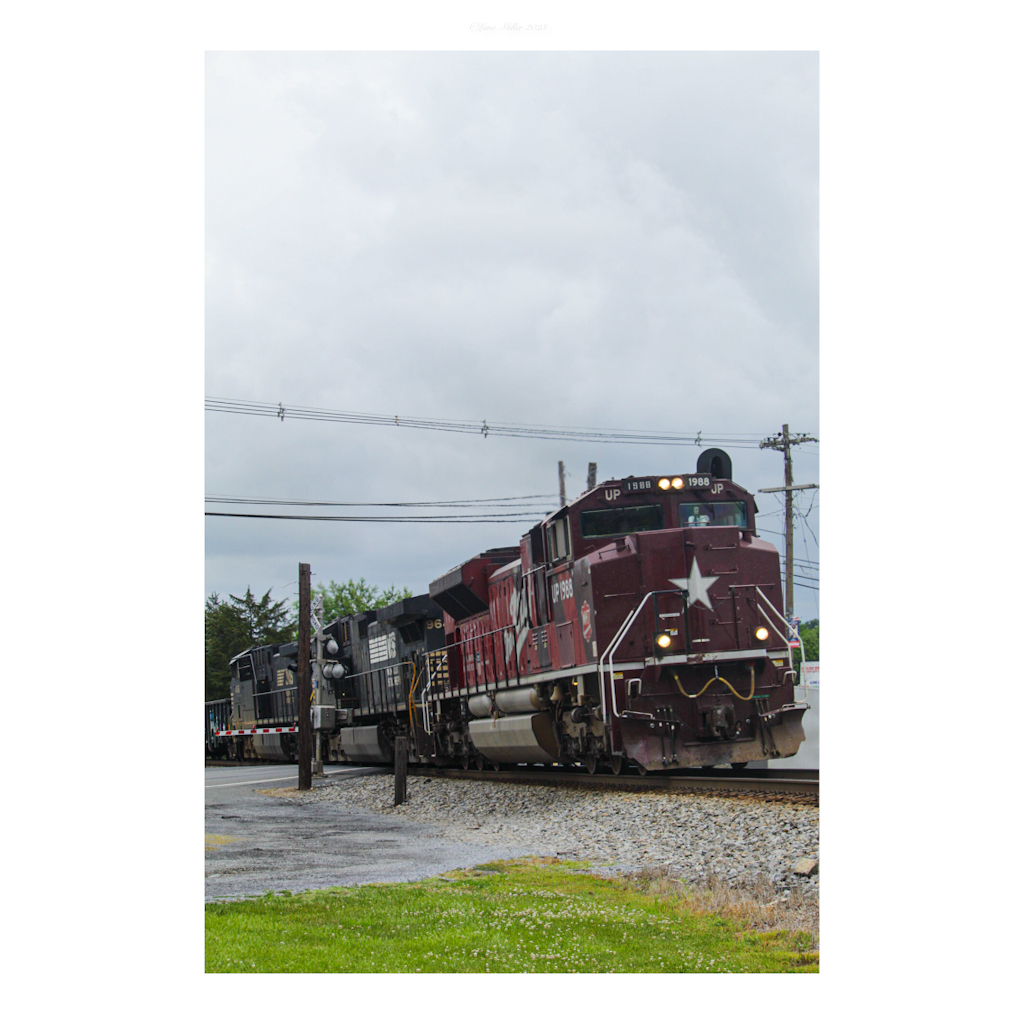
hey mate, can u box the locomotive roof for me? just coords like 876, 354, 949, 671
228, 640, 296, 663
376, 593, 442, 623
532, 474, 753, 529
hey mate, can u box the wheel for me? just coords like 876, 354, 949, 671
475, 754, 485, 771
730, 762, 749, 771
610, 755, 623, 776
586, 752, 597, 774
700, 764, 717, 773
461, 752, 470, 770
635, 762, 648, 776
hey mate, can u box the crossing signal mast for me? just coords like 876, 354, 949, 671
759, 424, 818, 624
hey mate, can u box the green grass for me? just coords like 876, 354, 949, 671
205, 859, 817, 973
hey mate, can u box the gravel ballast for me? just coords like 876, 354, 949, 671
279, 775, 819, 896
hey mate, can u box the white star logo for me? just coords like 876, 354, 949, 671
669, 557, 719, 611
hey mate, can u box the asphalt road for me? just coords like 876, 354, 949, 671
204, 764, 530, 902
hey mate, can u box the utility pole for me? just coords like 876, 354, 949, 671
297, 562, 312, 791
587, 462, 597, 491
759, 424, 818, 621
558, 460, 566, 506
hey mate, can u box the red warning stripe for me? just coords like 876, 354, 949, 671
212, 727, 299, 737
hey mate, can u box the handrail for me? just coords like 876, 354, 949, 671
416, 619, 528, 697
420, 656, 433, 735
420, 652, 445, 735
754, 586, 807, 701
343, 661, 415, 685
598, 591, 656, 723
407, 662, 420, 732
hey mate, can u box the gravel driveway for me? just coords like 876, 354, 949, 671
279, 774, 820, 896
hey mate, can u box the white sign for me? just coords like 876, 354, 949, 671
800, 660, 819, 687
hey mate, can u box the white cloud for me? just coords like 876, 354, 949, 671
205, 51, 819, 617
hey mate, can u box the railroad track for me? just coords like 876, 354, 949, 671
409, 764, 818, 797
207, 758, 817, 797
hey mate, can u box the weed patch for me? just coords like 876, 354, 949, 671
623, 865, 818, 948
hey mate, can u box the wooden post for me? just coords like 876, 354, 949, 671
297, 563, 312, 791
394, 735, 408, 805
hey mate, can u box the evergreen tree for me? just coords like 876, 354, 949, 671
205, 587, 295, 701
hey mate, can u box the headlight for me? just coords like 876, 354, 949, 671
671, 477, 683, 489
755, 626, 769, 641
658, 478, 671, 490
656, 632, 672, 649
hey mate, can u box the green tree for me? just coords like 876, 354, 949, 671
792, 618, 819, 673
798, 619, 819, 660
205, 587, 296, 701
301, 577, 414, 624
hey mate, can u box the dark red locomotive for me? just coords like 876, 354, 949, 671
422, 448, 807, 772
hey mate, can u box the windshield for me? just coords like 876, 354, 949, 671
580, 504, 665, 538
679, 501, 748, 528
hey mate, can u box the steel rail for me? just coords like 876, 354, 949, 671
406, 764, 818, 797
204, 759, 816, 796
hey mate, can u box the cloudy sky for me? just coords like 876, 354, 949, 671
205, 51, 819, 619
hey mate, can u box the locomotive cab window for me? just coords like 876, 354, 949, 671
546, 517, 572, 562
679, 501, 749, 528
580, 504, 665, 538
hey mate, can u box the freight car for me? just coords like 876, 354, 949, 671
209, 450, 808, 773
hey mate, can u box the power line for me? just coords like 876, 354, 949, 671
205, 396, 772, 448
799, 515, 820, 617
800, 507, 819, 547
781, 571, 820, 583
205, 512, 548, 524
205, 493, 557, 509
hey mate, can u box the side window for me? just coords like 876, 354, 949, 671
546, 518, 571, 561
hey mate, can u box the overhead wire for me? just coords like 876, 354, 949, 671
798, 495, 821, 615
799, 497, 819, 547
205, 494, 557, 509
205, 396, 775, 448
204, 509, 552, 524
